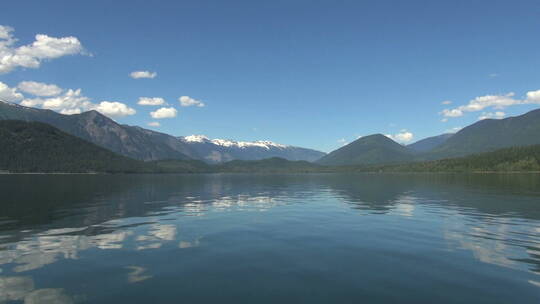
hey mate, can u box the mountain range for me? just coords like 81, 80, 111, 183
2, 99, 540, 168
0, 100, 325, 163
318, 108, 540, 166
179, 135, 325, 163
3, 119, 538, 173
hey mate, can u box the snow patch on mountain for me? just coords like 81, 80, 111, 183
183, 135, 210, 143
180, 135, 289, 150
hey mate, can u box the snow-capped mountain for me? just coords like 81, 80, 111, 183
179, 135, 326, 163
0, 100, 325, 163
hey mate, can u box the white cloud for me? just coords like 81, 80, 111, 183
94, 101, 136, 117
179, 96, 205, 107
19, 85, 135, 118
441, 118, 448, 122
21, 89, 92, 114
488, 73, 499, 78
0, 81, 23, 101
337, 138, 348, 146
130, 71, 157, 79
59, 108, 82, 115
440, 108, 464, 117
526, 89, 540, 102
147, 121, 160, 127
440, 89, 540, 119
385, 130, 414, 143
478, 111, 505, 120
0, 25, 84, 74
17, 81, 62, 97
446, 127, 462, 133
137, 97, 165, 106
441, 100, 452, 105
150, 107, 177, 119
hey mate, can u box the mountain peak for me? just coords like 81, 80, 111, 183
182, 135, 211, 143
317, 133, 414, 166
352, 133, 402, 146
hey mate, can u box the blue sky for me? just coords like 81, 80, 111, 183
1, 0, 539, 152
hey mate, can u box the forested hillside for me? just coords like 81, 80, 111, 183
0, 120, 151, 173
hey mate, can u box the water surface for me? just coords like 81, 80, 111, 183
1, 174, 539, 303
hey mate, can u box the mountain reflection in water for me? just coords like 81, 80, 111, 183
0, 174, 539, 303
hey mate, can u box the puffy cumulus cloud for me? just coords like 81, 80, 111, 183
147, 121, 161, 127
137, 97, 165, 106
179, 96, 205, 107
440, 89, 540, 119
21, 88, 93, 114
385, 130, 414, 143
0, 81, 23, 101
478, 111, 505, 120
17, 81, 62, 96
150, 107, 177, 119
94, 101, 136, 117
0, 25, 84, 74
526, 89, 540, 102
441, 100, 452, 105
19, 85, 135, 118
130, 70, 157, 79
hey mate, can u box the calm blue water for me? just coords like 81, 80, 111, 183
0, 174, 539, 303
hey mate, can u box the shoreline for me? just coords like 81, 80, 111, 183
1, 171, 540, 175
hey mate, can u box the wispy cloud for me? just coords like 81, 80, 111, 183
478, 111, 505, 120
445, 126, 462, 133
130, 70, 157, 79
337, 138, 348, 146
179, 96, 205, 107
137, 97, 165, 106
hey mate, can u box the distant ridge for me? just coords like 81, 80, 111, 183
428, 108, 540, 158
407, 133, 454, 152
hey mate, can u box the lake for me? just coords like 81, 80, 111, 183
0, 173, 539, 303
